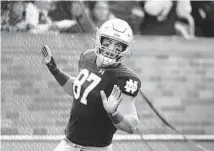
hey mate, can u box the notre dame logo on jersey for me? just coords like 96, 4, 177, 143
117, 76, 140, 97
124, 79, 138, 94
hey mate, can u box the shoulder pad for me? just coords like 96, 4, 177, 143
78, 49, 96, 68
79, 49, 95, 61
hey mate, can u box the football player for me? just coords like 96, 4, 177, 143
41, 18, 141, 151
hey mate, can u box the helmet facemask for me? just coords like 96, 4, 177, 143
94, 33, 133, 67
98, 35, 129, 66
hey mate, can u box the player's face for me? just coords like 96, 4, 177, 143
101, 37, 124, 58
102, 37, 123, 51
96, 37, 126, 68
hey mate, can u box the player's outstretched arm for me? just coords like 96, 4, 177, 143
101, 85, 139, 134
41, 45, 75, 96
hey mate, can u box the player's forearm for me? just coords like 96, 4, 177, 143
46, 57, 75, 96
109, 112, 139, 134
50, 69, 75, 96
62, 76, 75, 96
52, 69, 69, 86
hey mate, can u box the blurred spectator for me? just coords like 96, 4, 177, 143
140, 0, 195, 39
144, 0, 173, 22
34, 1, 53, 24
109, 1, 144, 34
1, 1, 52, 32
47, 1, 72, 21
67, 1, 91, 33
55, 1, 91, 33
139, 0, 176, 35
174, 0, 195, 39
59, 1, 116, 33
1, 1, 26, 32
88, 1, 116, 28
1, 1, 11, 31
25, 1, 59, 34
4, 0, 213, 38
24, 1, 40, 29
191, 1, 214, 37
30, 1, 77, 34
128, 5, 145, 34
1, 1, 78, 34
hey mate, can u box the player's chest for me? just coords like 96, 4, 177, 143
73, 65, 114, 106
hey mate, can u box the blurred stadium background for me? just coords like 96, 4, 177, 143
1, 1, 214, 151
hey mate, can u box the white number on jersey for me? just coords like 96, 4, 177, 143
73, 69, 101, 105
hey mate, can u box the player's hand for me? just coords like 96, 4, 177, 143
41, 45, 52, 64
100, 85, 123, 115
41, 45, 58, 75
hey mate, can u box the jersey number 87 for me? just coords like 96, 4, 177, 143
73, 69, 101, 105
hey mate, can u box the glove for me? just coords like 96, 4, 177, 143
41, 45, 59, 75
100, 85, 123, 115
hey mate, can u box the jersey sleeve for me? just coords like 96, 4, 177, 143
116, 76, 141, 97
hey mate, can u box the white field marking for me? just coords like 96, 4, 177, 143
1, 134, 214, 141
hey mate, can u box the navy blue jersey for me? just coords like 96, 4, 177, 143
65, 49, 141, 147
